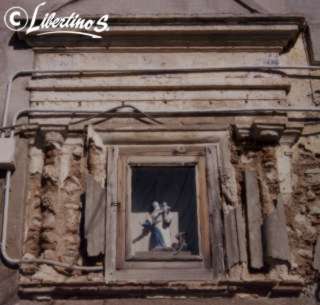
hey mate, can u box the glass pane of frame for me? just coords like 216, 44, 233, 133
129, 165, 200, 261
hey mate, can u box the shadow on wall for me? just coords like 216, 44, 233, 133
8, 33, 29, 49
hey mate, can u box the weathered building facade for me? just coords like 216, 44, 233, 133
0, 1, 320, 304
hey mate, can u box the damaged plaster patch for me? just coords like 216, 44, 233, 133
22, 132, 86, 279
21, 145, 44, 275
287, 136, 320, 281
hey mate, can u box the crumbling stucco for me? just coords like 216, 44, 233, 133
287, 136, 320, 282
22, 145, 44, 274
22, 132, 86, 277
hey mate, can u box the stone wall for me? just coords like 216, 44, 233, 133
0, 20, 320, 304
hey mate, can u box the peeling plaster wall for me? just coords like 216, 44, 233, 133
17, 127, 320, 295
21, 133, 87, 276
17, 32, 318, 277
230, 135, 320, 291
289, 136, 320, 279
0, 1, 320, 304
3, 34, 320, 303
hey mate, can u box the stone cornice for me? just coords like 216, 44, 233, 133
17, 16, 303, 51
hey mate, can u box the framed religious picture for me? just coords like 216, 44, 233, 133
107, 144, 214, 282
130, 166, 200, 261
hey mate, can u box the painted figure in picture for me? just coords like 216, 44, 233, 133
141, 201, 173, 251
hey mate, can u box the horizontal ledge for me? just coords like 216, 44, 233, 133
29, 92, 287, 102
30, 98, 287, 102
70, 125, 230, 132
18, 278, 305, 287
32, 46, 289, 53
19, 15, 306, 23
100, 131, 225, 144
27, 84, 291, 93
18, 279, 304, 298
27, 84, 290, 92
19, 23, 299, 50
26, 24, 299, 33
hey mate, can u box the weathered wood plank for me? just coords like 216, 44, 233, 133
245, 170, 264, 269
87, 125, 107, 186
100, 131, 225, 145
263, 195, 290, 263
132, 251, 201, 261
206, 145, 225, 277
118, 144, 206, 157
235, 205, 248, 263
197, 156, 212, 269
314, 236, 320, 272
105, 146, 119, 281
123, 261, 203, 270
127, 155, 199, 166
219, 137, 239, 207
112, 268, 212, 282
85, 174, 106, 257
224, 208, 240, 270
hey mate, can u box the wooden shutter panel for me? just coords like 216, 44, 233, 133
235, 205, 248, 264
85, 174, 106, 257
263, 195, 290, 263
206, 145, 225, 277
224, 208, 240, 270
244, 169, 264, 269
105, 146, 119, 281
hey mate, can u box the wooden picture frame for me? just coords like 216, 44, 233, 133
105, 143, 222, 282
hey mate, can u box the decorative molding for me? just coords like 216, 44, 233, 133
251, 123, 285, 143
18, 18, 300, 52
234, 120, 304, 145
